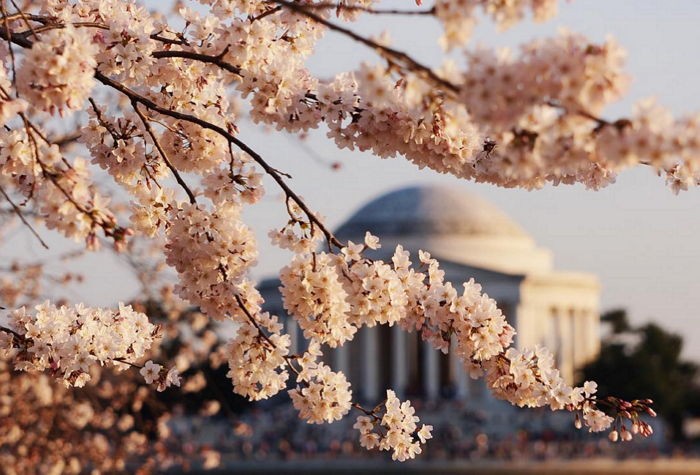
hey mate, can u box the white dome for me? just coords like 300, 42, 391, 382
337, 185, 529, 239
336, 185, 553, 275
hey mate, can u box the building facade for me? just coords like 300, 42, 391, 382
259, 185, 600, 406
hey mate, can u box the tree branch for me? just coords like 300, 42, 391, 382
130, 100, 197, 204
0, 183, 48, 249
290, 2, 436, 16
270, 0, 459, 94
151, 49, 241, 76
93, 71, 344, 249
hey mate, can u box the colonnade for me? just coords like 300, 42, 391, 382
545, 307, 599, 384
284, 305, 599, 401
286, 318, 474, 402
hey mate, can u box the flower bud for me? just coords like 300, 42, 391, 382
622, 430, 633, 442
608, 430, 619, 442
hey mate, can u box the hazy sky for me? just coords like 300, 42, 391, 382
10, 1, 700, 359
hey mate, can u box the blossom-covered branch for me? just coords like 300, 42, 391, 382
0, 0, 676, 466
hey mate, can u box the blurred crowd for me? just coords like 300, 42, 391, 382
163, 399, 694, 464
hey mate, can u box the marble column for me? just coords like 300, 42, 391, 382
559, 309, 574, 384
362, 328, 379, 401
423, 341, 439, 400
335, 341, 349, 376
391, 325, 407, 398
546, 308, 560, 360
572, 309, 585, 367
451, 334, 468, 398
287, 318, 299, 355
588, 310, 601, 356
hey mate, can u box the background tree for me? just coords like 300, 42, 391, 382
581, 309, 700, 440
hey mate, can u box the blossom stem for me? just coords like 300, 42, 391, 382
0, 182, 49, 249
271, 0, 459, 94
93, 71, 345, 249
130, 100, 197, 204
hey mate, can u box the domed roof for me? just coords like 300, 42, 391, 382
336, 185, 530, 239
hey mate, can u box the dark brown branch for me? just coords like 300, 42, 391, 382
49, 131, 81, 149
93, 71, 344, 249
234, 293, 278, 351
291, 2, 436, 16
88, 97, 120, 142
113, 357, 144, 369
0, 324, 23, 340
152, 50, 242, 76
0, 183, 49, 249
130, 100, 197, 204
0, 2, 18, 90
546, 100, 611, 128
150, 32, 188, 46
271, 0, 459, 94
8, 0, 39, 40
250, 5, 282, 22
29, 21, 108, 35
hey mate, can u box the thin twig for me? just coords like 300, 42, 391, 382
0, 324, 23, 340
49, 131, 81, 148
271, 0, 459, 94
8, 0, 39, 40
0, 183, 49, 249
93, 70, 344, 249
0, 2, 18, 91
130, 100, 197, 204
250, 5, 282, 22
152, 50, 242, 76
234, 293, 277, 350
291, 1, 435, 16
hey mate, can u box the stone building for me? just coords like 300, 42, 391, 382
259, 185, 600, 405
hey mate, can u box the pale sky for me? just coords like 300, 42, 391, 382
8, 1, 700, 359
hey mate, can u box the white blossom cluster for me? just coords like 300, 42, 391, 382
16, 25, 98, 114
163, 200, 292, 401
224, 311, 291, 401
0, 62, 27, 125
279, 252, 354, 347
0, 302, 161, 388
289, 342, 352, 424
81, 106, 161, 189
165, 202, 257, 318
341, 235, 409, 328
460, 32, 628, 129
353, 390, 433, 461
140, 359, 182, 392
278, 236, 650, 442
279, 232, 409, 345
394, 248, 516, 361
202, 156, 265, 207
0, 125, 124, 248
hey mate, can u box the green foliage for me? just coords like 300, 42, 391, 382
580, 309, 700, 440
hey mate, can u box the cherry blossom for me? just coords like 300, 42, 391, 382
354, 390, 433, 461
0, 0, 672, 465
0, 302, 160, 387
